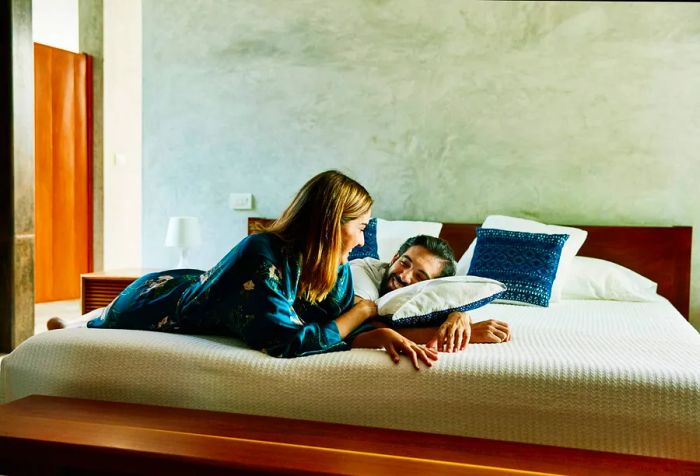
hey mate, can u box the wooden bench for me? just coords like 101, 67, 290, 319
0, 396, 698, 475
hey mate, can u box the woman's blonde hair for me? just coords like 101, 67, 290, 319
266, 170, 372, 303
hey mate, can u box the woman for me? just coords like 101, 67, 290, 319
80, 171, 437, 368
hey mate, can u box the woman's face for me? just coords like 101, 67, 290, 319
339, 209, 372, 265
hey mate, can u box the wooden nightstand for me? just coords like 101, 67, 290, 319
80, 269, 158, 314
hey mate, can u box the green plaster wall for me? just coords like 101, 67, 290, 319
142, 1, 700, 326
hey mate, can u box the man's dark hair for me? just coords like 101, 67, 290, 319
396, 235, 457, 278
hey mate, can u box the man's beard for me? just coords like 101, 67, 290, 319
378, 272, 408, 297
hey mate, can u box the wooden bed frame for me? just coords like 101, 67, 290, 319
250, 218, 693, 319
0, 219, 694, 474
1, 395, 699, 475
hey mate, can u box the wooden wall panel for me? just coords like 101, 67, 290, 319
34, 43, 92, 302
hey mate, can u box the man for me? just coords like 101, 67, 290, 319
351, 235, 511, 352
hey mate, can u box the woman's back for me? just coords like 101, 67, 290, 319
89, 232, 356, 357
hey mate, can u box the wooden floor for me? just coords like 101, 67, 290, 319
0, 396, 698, 475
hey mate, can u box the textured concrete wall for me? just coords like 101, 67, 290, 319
142, 1, 700, 326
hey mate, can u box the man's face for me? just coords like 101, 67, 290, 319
379, 245, 446, 296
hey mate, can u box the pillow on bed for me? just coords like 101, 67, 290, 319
376, 275, 505, 327
456, 215, 587, 303
348, 217, 379, 260
376, 218, 443, 262
467, 228, 568, 307
561, 256, 663, 302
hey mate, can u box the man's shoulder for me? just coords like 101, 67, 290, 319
349, 258, 387, 301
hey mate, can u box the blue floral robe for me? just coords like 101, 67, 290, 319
88, 233, 368, 357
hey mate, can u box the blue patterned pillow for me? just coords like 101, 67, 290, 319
467, 228, 569, 307
348, 217, 379, 260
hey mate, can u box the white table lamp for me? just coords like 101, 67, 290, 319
164, 216, 202, 268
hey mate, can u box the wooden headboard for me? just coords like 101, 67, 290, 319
441, 224, 692, 319
248, 218, 692, 319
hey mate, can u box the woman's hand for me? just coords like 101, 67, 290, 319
426, 311, 471, 353
352, 328, 438, 370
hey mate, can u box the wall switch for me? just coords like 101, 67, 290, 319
229, 193, 253, 210
113, 153, 127, 166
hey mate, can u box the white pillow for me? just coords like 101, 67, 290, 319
376, 275, 506, 327
376, 218, 443, 262
561, 256, 662, 302
456, 215, 587, 303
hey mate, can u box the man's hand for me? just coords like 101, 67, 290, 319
426, 311, 471, 353
470, 319, 511, 343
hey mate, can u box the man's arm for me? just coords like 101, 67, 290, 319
354, 299, 511, 352
389, 312, 512, 352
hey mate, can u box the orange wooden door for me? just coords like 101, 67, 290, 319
34, 43, 93, 302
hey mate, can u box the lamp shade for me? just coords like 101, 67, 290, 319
164, 216, 202, 248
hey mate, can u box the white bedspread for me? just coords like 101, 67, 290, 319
2, 300, 699, 461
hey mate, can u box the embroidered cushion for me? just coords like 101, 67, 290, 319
468, 228, 568, 307
455, 215, 587, 303
376, 275, 506, 327
348, 217, 379, 260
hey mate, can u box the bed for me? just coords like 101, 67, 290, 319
1, 219, 698, 463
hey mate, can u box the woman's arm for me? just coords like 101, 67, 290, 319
235, 259, 381, 358
391, 313, 512, 351
352, 297, 471, 352
334, 299, 378, 338
367, 312, 471, 352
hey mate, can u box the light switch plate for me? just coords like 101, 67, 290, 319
229, 193, 253, 210
113, 153, 126, 166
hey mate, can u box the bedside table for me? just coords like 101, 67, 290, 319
80, 269, 159, 314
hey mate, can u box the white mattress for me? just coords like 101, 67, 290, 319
2, 299, 699, 461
